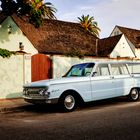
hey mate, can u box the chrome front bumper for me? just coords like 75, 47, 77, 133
23, 95, 58, 104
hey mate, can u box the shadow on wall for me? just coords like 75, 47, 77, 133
0, 16, 22, 44
110, 50, 121, 58
6, 92, 22, 99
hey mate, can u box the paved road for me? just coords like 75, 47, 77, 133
0, 97, 140, 140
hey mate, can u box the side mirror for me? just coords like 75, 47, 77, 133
85, 72, 91, 76
92, 72, 97, 76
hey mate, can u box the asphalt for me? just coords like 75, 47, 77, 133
0, 98, 30, 113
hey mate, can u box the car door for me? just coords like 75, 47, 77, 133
110, 64, 132, 96
90, 64, 115, 101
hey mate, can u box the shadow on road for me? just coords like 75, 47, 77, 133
82, 96, 132, 109
18, 97, 136, 113
3, 97, 139, 115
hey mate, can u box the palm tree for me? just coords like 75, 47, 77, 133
78, 15, 100, 37
0, 0, 57, 27
27, 0, 57, 27
28, 0, 56, 19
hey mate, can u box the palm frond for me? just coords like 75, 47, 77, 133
78, 14, 101, 37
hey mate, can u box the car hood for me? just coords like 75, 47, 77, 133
23, 76, 90, 88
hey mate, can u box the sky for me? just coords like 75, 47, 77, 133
50, 0, 140, 38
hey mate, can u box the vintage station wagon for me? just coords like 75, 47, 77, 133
23, 61, 140, 111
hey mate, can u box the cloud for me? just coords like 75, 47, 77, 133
78, 6, 94, 11
51, 0, 140, 37
57, 12, 78, 22
93, 0, 140, 37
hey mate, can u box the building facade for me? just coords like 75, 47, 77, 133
0, 13, 140, 99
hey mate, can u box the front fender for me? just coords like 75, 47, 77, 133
48, 80, 92, 102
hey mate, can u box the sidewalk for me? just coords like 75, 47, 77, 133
0, 98, 30, 113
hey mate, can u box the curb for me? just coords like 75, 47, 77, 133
0, 104, 30, 113
0, 98, 30, 113
0, 106, 25, 113
0, 107, 18, 113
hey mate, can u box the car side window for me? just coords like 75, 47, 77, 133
111, 65, 121, 75
127, 63, 140, 74
84, 63, 95, 76
96, 64, 110, 76
111, 64, 129, 75
119, 64, 129, 75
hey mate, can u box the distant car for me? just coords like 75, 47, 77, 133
23, 61, 140, 112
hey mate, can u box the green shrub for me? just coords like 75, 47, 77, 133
0, 48, 14, 58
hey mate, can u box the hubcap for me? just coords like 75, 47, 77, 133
131, 89, 139, 100
64, 95, 75, 110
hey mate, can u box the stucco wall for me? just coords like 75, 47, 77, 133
24, 54, 32, 84
0, 16, 37, 99
52, 55, 140, 79
0, 55, 24, 99
135, 49, 140, 58
0, 16, 37, 54
0, 54, 32, 99
52, 55, 130, 78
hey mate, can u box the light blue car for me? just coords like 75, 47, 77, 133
23, 61, 140, 112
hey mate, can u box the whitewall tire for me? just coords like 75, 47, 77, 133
129, 88, 139, 101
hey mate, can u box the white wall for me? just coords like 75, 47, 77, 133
135, 48, 140, 58
0, 16, 37, 54
0, 55, 24, 99
0, 54, 32, 99
52, 55, 133, 78
110, 35, 135, 58
24, 54, 32, 84
110, 26, 122, 36
0, 16, 37, 99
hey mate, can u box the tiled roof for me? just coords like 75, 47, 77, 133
0, 12, 7, 23
10, 14, 98, 56
2, 12, 140, 57
117, 26, 140, 48
97, 34, 122, 56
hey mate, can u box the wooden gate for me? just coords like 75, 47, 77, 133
31, 54, 52, 82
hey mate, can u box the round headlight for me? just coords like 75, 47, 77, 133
39, 88, 50, 97
23, 88, 28, 95
39, 89, 45, 95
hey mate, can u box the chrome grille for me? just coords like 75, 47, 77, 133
27, 88, 40, 94
23, 88, 46, 99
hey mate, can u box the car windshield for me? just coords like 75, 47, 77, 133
64, 63, 95, 77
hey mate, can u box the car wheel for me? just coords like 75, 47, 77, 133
59, 94, 77, 112
129, 88, 139, 101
